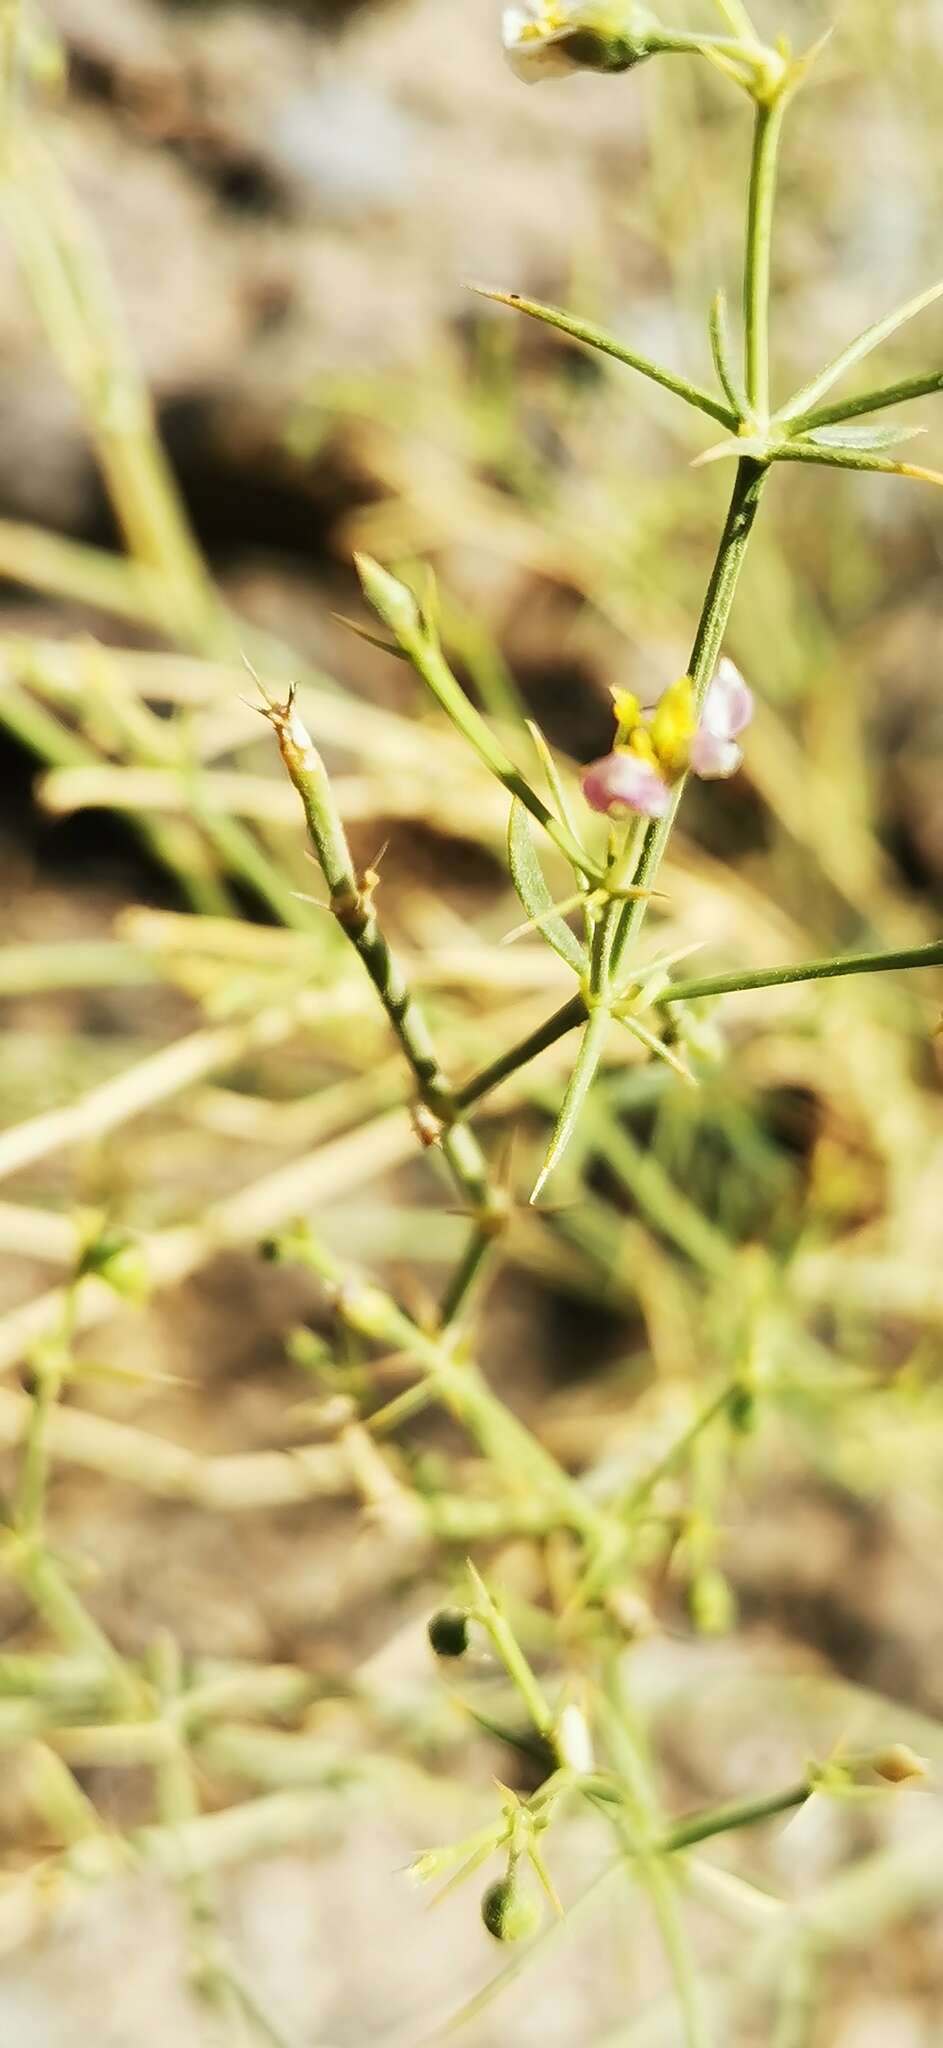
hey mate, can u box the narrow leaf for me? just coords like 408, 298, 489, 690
616, 1012, 697, 1086
531, 1007, 610, 1205
330, 612, 408, 659
777, 441, 943, 489
508, 800, 588, 977
526, 722, 588, 880
711, 0, 759, 36
469, 286, 739, 430
691, 433, 771, 467
791, 367, 943, 434
778, 277, 943, 424
662, 937, 943, 1005
708, 288, 745, 416
806, 421, 927, 453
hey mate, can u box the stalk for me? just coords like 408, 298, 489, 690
609, 456, 768, 983
743, 90, 787, 420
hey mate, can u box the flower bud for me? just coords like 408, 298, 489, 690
354, 553, 421, 642
427, 1607, 471, 1659
481, 1875, 542, 1943
503, 3, 657, 84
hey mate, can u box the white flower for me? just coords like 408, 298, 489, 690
502, 2, 656, 85
502, 2, 583, 81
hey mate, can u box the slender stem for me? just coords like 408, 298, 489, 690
663, 1779, 813, 1854
438, 1215, 503, 1329
713, 0, 759, 36
265, 690, 498, 1219
609, 458, 768, 986
743, 92, 787, 420
281, 1228, 605, 1541
455, 995, 586, 1112
456, 463, 771, 1111
664, 938, 943, 1005
467, 1565, 554, 1740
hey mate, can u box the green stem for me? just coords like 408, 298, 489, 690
663, 1780, 812, 1854
467, 1564, 554, 1739
743, 92, 786, 419
279, 1230, 605, 1541
609, 458, 768, 986
438, 1214, 503, 1329
664, 938, 943, 1004
265, 692, 498, 1218
455, 995, 587, 1112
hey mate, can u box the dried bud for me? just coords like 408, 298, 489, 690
481, 1875, 542, 1943
427, 1608, 471, 1659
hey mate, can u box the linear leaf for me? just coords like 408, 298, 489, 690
616, 1012, 696, 1085
531, 1007, 610, 1204
777, 277, 943, 423
691, 433, 770, 467
806, 421, 927, 453
777, 441, 943, 488
791, 367, 943, 434
508, 799, 588, 978
708, 288, 745, 416
662, 938, 943, 1004
470, 286, 739, 430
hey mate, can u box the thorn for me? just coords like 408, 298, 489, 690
465, 282, 521, 308
290, 890, 331, 911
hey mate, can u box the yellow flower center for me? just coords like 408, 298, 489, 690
610, 675, 696, 782
520, 2, 569, 39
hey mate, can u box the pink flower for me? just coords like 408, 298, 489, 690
584, 658, 754, 817
690, 658, 754, 780
581, 751, 672, 818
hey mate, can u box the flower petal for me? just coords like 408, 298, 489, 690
690, 730, 743, 780
582, 751, 672, 817
702, 658, 754, 740
502, 4, 578, 79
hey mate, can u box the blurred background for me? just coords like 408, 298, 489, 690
1, 1, 943, 2042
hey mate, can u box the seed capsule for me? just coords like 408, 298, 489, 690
480, 1876, 542, 1943
427, 1608, 471, 1659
